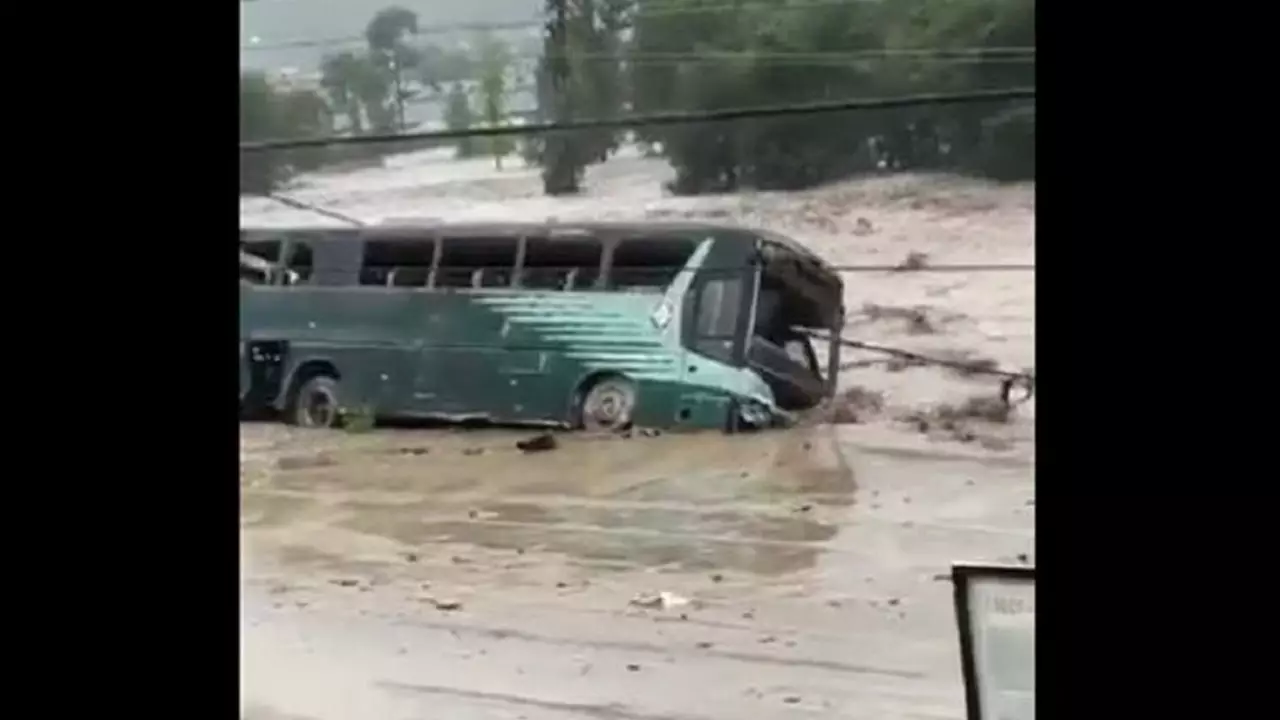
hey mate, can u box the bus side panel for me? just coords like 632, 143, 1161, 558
278, 344, 401, 414
242, 287, 423, 415
468, 291, 685, 426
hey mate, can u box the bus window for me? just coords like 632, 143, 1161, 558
610, 237, 698, 290
282, 241, 314, 285
521, 237, 603, 290
437, 237, 519, 289
240, 238, 283, 285
361, 238, 436, 287
693, 276, 743, 363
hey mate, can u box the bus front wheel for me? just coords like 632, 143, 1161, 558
579, 376, 638, 432
290, 375, 343, 429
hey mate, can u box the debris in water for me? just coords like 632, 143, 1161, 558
979, 436, 1013, 451
276, 454, 336, 470
783, 696, 802, 705
938, 395, 1013, 424
861, 302, 939, 334
710, 573, 724, 583
516, 433, 558, 453
426, 597, 464, 611
894, 251, 929, 271
330, 578, 360, 588
695, 641, 714, 650
626, 663, 641, 672
461, 447, 484, 456
630, 591, 690, 610
830, 386, 885, 425
403, 552, 419, 563
853, 217, 874, 235
887, 597, 901, 607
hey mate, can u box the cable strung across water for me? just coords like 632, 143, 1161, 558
240, 87, 1036, 153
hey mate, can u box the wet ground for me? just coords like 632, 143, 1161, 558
242, 157, 1034, 719
242, 422, 1034, 720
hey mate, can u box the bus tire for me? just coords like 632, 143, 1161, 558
289, 374, 343, 429
578, 375, 638, 432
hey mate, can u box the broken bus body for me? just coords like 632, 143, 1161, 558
238, 221, 845, 432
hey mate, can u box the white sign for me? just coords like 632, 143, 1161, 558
953, 564, 1035, 720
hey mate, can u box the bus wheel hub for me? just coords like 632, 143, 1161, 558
583, 379, 637, 431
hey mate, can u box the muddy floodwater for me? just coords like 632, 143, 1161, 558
241, 158, 1034, 719
242, 422, 1034, 720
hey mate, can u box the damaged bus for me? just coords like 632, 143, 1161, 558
238, 222, 845, 432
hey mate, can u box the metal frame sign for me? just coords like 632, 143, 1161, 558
952, 563, 1035, 720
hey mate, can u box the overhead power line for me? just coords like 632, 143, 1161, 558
240, 87, 1035, 153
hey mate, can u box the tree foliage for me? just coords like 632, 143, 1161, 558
528, 0, 1034, 195
241, 0, 1034, 199
240, 72, 333, 194
476, 34, 516, 168
444, 82, 478, 159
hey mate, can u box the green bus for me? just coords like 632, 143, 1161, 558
239, 221, 845, 432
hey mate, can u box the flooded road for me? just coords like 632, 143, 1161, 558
242, 157, 1034, 719
242, 422, 1033, 720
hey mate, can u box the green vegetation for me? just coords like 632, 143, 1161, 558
533, 0, 1034, 195
241, 0, 1034, 196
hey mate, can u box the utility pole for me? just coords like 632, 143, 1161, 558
390, 51, 407, 132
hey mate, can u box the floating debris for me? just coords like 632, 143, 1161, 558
630, 591, 691, 610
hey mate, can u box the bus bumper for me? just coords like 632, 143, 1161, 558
734, 399, 794, 432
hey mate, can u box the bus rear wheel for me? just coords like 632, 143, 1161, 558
580, 377, 638, 432
290, 375, 343, 429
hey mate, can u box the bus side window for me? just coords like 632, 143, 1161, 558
240, 238, 283, 285
609, 237, 698, 290
520, 237, 603, 290
694, 276, 743, 363
437, 237, 519, 289
360, 238, 436, 287
283, 241, 314, 285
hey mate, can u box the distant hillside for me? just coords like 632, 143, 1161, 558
240, 0, 543, 71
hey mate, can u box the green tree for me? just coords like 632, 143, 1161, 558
623, 0, 1033, 194
365, 6, 421, 131
475, 34, 515, 169
240, 72, 333, 194
531, 0, 631, 194
536, 0, 580, 194
444, 82, 478, 158
320, 52, 370, 134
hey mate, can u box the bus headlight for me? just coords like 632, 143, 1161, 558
738, 400, 772, 428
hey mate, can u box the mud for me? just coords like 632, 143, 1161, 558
241, 157, 1034, 720
242, 420, 1033, 720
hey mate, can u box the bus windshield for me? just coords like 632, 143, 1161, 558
745, 244, 844, 410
